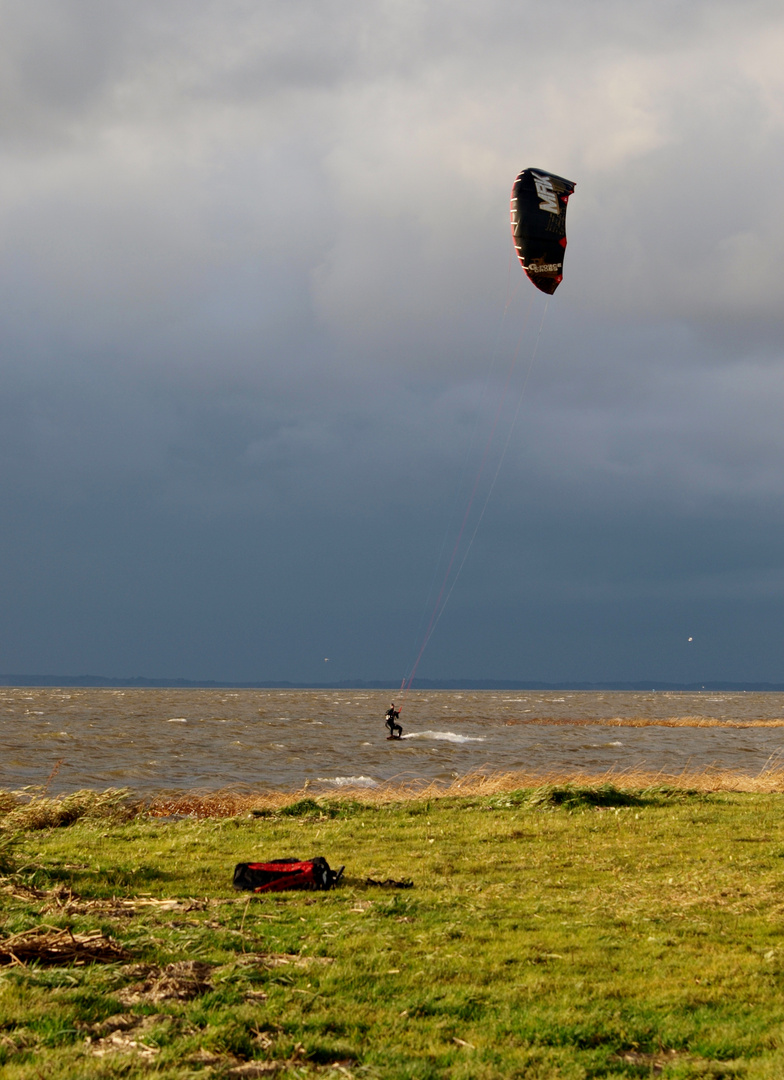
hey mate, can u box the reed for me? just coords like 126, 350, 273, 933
507, 716, 784, 728
3, 765, 784, 829
0, 788, 136, 831
138, 764, 784, 819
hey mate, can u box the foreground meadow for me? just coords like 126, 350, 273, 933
2, 778, 784, 1078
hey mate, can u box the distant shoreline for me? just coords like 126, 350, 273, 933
2, 674, 784, 692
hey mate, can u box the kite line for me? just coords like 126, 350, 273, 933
394, 165, 575, 706
398, 290, 551, 700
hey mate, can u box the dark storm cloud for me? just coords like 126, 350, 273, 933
0, 0, 783, 681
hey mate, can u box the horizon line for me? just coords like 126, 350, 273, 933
1, 674, 784, 692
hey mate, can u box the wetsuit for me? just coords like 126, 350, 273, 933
385, 706, 402, 739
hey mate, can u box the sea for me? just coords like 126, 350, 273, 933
3, 687, 784, 797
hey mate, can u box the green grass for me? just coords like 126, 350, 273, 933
2, 785, 784, 1077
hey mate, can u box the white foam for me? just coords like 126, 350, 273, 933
401, 730, 486, 744
316, 775, 378, 787
168, 718, 188, 723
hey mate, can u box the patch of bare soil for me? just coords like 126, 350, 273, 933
77, 1013, 145, 1036
612, 1049, 684, 1073
49, 894, 208, 916
81, 1014, 167, 1060
3, 881, 208, 916
225, 1043, 309, 1077
116, 959, 214, 1003
86, 1030, 160, 1060
235, 952, 334, 969
186, 1047, 241, 1067
1, 882, 48, 902
227, 1064, 288, 1077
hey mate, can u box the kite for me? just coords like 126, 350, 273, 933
510, 168, 576, 294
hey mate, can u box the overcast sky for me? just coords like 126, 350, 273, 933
1, 0, 783, 684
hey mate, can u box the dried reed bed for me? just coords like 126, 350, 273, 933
507, 716, 784, 728
146, 788, 287, 819
4, 766, 784, 828
0, 788, 135, 830
143, 764, 784, 819
0, 926, 130, 966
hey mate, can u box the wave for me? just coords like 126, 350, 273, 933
401, 730, 486, 744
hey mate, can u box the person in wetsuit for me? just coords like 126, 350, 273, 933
385, 703, 402, 739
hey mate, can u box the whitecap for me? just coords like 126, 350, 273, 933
401, 730, 486, 744
168, 718, 188, 723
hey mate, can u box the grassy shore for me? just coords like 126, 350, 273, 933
2, 773, 784, 1078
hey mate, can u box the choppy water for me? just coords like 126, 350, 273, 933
3, 687, 784, 795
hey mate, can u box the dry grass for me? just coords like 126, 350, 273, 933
0, 925, 130, 966
0, 788, 136, 830
426, 763, 784, 795
144, 788, 288, 819
141, 763, 784, 819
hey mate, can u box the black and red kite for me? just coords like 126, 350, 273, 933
510, 168, 576, 294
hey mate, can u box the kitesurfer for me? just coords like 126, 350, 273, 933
385, 703, 402, 740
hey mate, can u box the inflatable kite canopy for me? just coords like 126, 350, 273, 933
510, 168, 576, 294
